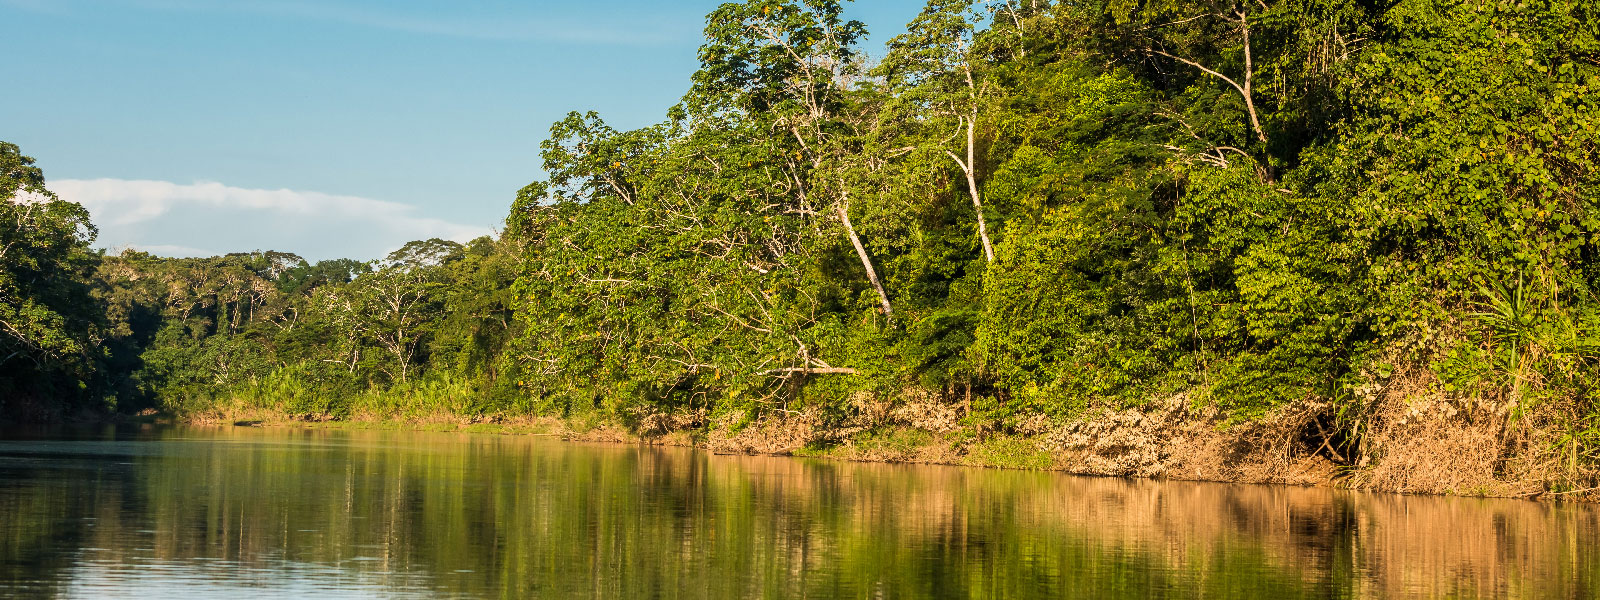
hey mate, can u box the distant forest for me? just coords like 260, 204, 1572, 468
4, 0, 1599, 475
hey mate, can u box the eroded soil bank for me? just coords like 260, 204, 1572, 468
177, 370, 1597, 503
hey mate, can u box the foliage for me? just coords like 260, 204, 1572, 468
7, 0, 1600, 487
0, 142, 103, 419
79, 237, 523, 419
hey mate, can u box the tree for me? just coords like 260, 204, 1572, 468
0, 141, 104, 418
694, 0, 896, 321
882, 0, 997, 262
1103, 0, 1374, 180
351, 245, 458, 384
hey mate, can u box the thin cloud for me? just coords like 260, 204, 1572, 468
117, 0, 693, 45
53, 178, 493, 261
110, 243, 220, 257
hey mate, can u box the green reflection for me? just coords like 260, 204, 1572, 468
1, 427, 1596, 598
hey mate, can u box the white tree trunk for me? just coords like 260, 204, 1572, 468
962, 115, 994, 263
836, 198, 894, 321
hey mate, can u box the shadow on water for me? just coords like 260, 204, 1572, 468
0, 425, 1597, 598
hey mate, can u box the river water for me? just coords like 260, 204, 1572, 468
0, 425, 1596, 598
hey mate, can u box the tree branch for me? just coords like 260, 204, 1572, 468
1146, 9, 1268, 147
760, 367, 859, 376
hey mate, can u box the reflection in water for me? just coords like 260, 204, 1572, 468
0, 426, 1596, 598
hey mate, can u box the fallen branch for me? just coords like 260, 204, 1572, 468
1314, 418, 1347, 463
1540, 485, 1600, 496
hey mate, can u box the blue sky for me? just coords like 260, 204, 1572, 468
3, 0, 927, 260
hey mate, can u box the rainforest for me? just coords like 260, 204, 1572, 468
3, 0, 1600, 498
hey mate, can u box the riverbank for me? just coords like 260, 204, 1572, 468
171, 373, 1594, 502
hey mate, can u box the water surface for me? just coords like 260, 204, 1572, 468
0, 426, 1596, 598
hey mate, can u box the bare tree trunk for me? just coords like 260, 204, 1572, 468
836, 196, 894, 322
1147, 10, 1268, 147
949, 57, 996, 264
395, 336, 409, 384
947, 114, 995, 263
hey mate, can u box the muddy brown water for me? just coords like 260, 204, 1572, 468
0, 426, 1595, 598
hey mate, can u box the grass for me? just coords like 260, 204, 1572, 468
796, 428, 936, 461
966, 435, 1055, 470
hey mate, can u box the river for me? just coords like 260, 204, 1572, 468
0, 425, 1596, 598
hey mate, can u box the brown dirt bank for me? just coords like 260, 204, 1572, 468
177, 372, 1598, 503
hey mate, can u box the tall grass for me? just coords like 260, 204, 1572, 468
164, 363, 508, 423
346, 374, 487, 420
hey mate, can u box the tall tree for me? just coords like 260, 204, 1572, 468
694, 0, 896, 321
882, 0, 997, 262
0, 142, 104, 418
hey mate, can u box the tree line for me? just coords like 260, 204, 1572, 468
4, 0, 1600, 469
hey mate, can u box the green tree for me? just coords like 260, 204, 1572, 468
881, 0, 998, 262
0, 141, 104, 419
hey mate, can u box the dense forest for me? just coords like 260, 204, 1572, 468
4, 0, 1600, 491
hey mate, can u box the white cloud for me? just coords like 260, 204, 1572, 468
107, 0, 691, 45
52, 178, 493, 261
109, 243, 221, 257
4, 0, 692, 44
235, 1, 684, 44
